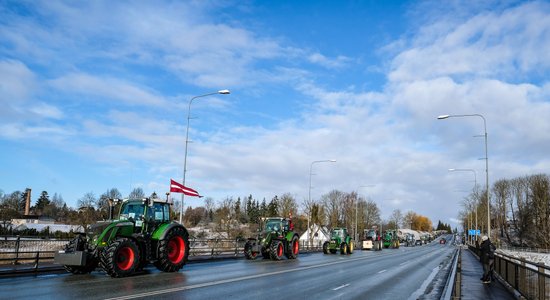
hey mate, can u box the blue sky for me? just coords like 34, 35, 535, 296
1, 0, 550, 226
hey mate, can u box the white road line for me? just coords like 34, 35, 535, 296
332, 283, 350, 291
378, 269, 387, 274
104, 255, 380, 300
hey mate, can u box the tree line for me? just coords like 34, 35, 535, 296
460, 173, 550, 249
1, 186, 436, 240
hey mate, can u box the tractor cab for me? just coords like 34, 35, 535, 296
118, 198, 171, 234
331, 228, 348, 241
264, 218, 284, 233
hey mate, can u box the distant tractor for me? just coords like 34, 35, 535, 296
323, 227, 354, 255
383, 230, 400, 249
404, 233, 416, 247
244, 217, 300, 261
362, 228, 383, 251
55, 196, 189, 278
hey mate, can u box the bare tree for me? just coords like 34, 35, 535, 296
128, 187, 145, 199
364, 199, 381, 229
322, 190, 345, 228
390, 209, 403, 229
527, 174, 550, 248
492, 179, 511, 242
278, 193, 298, 218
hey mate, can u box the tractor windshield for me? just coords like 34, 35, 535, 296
366, 229, 377, 239
332, 229, 345, 239
119, 202, 145, 221
265, 219, 283, 232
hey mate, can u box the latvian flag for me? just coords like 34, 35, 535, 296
170, 179, 202, 197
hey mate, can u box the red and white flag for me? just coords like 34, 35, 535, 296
170, 179, 202, 197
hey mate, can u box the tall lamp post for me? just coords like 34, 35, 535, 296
438, 114, 490, 237
356, 185, 375, 243
307, 159, 336, 248
449, 168, 477, 244
180, 89, 230, 224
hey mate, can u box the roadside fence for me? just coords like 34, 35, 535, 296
0, 235, 323, 269
469, 245, 549, 299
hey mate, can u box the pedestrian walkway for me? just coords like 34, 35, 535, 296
460, 247, 516, 299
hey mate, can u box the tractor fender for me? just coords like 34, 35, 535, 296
284, 232, 298, 242
152, 222, 187, 241
95, 221, 134, 247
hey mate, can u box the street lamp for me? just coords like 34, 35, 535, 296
438, 114, 490, 237
180, 90, 231, 224
307, 159, 336, 248
356, 185, 375, 243
449, 168, 477, 244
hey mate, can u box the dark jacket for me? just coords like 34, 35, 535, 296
479, 239, 495, 263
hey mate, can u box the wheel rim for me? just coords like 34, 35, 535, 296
167, 236, 185, 264
350, 242, 354, 252
293, 240, 299, 254
116, 246, 135, 270
277, 243, 283, 257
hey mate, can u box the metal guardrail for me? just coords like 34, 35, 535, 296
469, 245, 549, 300
0, 236, 323, 273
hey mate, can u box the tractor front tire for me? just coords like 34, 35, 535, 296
323, 241, 329, 254
269, 240, 284, 260
340, 242, 348, 255
155, 227, 189, 272
101, 238, 140, 278
347, 240, 354, 254
286, 236, 299, 259
244, 240, 258, 260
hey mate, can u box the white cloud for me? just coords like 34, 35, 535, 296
49, 73, 167, 106
389, 1, 550, 82
307, 53, 351, 69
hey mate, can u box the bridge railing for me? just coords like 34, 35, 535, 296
469, 245, 549, 299
0, 235, 323, 268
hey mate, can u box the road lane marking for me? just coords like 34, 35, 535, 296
332, 283, 350, 291
378, 269, 387, 274
104, 255, 384, 300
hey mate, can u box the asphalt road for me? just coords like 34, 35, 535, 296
0, 236, 456, 300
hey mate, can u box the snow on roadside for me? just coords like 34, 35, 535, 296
498, 249, 550, 274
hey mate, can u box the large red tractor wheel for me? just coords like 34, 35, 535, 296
155, 226, 189, 272
285, 235, 299, 259
269, 240, 284, 260
101, 237, 140, 278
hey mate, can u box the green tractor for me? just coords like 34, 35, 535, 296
323, 227, 354, 255
55, 196, 189, 278
383, 229, 400, 249
244, 217, 300, 260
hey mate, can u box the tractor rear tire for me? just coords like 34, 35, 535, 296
63, 237, 98, 274
244, 240, 258, 260
101, 237, 140, 278
286, 236, 299, 259
155, 226, 190, 272
340, 242, 348, 255
269, 240, 284, 260
323, 241, 329, 254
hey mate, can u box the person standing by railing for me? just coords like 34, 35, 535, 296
479, 235, 496, 283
